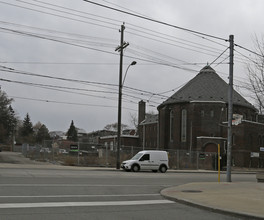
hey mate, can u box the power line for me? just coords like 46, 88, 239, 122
29, 0, 121, 23
209, 47, 229, 66
0, 26, 204, 71
0, 20, 117, 43
0, 77, 118, 95
15, 0, 120, 27
9, 95, 136, 111
0, 66, 164, 105
127, 33, 222, 58
126, 26, 226, 55
0, 0, 119, 30
0, 77, 118, 101
0, 67, 118, 87
235, 43, 264, 58
83, 0, 228, 42
0, 26, 118, 56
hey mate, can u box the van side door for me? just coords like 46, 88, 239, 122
139, 153, 151, 170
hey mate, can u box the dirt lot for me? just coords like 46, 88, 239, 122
0, 151, 49, 165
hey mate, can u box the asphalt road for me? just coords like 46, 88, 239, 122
0, 152, 256, 220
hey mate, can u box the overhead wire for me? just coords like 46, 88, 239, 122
0, 0, 119, 30
0, 25, 206, 72
0, 26, 118, 56
0, 20, 117, 43
126, 31, 222, 58
15, 0, 120, 27
1, 0, 262, 112
209, 47, 229, 66
0, 1, 232, 73
235, 43, 264, 58
28, 0, 122, 23
9, 95, 137, 111
83, 0, 228, 42
0, 65, 164, 106
6, 0, 229, 61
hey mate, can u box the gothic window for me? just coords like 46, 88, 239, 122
181, 109, 187, 142
201, 110, 205, 117
170, 110, 174, 142
210, 110, 214, 118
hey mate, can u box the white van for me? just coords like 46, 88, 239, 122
121, 150, 169, 173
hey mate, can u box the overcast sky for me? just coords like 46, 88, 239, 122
0, 0, 263, 133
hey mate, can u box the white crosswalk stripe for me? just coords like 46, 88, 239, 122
0, 200, 174, 209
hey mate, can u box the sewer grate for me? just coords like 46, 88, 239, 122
181, 190, 202, 193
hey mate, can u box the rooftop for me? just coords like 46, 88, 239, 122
159, 66, 255, 110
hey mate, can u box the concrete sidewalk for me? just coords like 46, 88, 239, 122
161, 182, 264, 219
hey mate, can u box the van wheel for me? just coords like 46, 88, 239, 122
131, 164, 140, 172
152, 170, 158, 173
159, 165, 167, 173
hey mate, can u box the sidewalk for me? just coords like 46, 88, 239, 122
161, 182, 264, 219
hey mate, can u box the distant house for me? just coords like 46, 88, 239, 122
99, 134, 139, 151
139, 114, 158, 149
49, 131, 66, 140
86, 130, 117, 145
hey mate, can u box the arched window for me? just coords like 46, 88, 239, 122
170, 110, 174, 142
210, 110, 214, 118
201, 110, 205, 117
181, 109, 187, 142
258, 135, 262, 146
232, 134, 235, 146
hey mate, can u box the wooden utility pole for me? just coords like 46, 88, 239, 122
116, 24, 125, 169
227, 35, 234, 182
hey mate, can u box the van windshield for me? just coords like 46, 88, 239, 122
131, 153, 143, 160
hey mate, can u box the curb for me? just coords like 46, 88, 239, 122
160, 187, 264, 220
0, 163, 258, 174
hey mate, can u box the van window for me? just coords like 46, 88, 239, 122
131, 153, 143, 160
139, 154, 150, 161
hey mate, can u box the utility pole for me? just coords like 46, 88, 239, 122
227, 35, 234, 182
116, 23, 128, 169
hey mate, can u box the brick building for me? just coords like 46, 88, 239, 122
140, 65, 264, 168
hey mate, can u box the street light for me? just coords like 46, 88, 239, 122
116, 61, 137, 169
122, 61, 137, 86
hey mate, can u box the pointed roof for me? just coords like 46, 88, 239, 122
159, 66, 255, 109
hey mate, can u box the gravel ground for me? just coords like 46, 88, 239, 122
0, 151, 49, 165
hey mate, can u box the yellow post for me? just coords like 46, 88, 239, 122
218, 144, 220, 183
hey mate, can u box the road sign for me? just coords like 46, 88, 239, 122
251, 152, 259, 158
70, 145, 78, 152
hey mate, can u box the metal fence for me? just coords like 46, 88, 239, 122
16, 142, 221, 170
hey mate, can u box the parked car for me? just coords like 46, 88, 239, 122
40, 148, 51, 153
58, 149, 68, 154
121, 150, 169, 173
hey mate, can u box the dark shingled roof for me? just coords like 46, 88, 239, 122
159, 66, 255, 109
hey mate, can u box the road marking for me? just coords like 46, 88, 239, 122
0, 200, 174, 209
0, 193, 160, 198
0, 184, 170, 187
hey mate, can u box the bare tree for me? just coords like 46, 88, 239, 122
129, 113, 138, 129
104, 122, 128, 132
247, 35, 264, 113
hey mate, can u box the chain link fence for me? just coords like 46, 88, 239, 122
14, 142, 224, 170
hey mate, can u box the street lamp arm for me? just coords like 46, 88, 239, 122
122, 61, 137, 86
